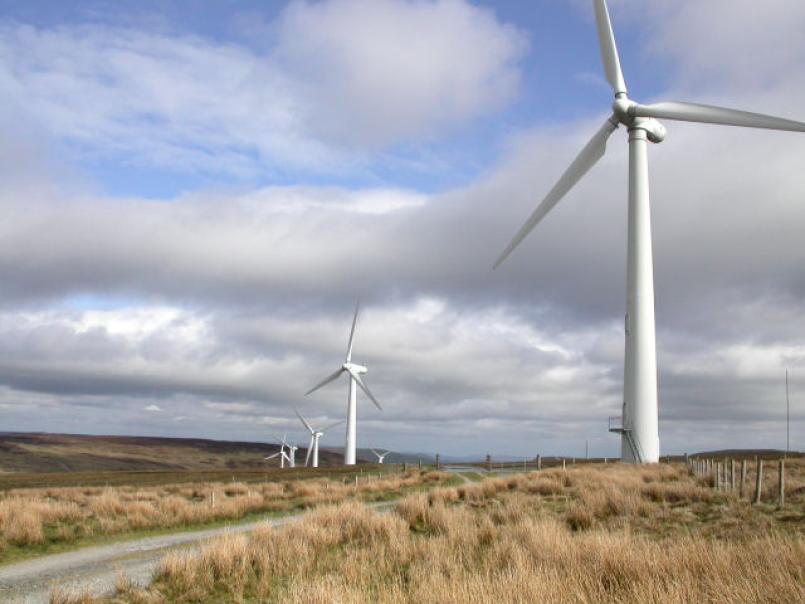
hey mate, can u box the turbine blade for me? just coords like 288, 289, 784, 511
294, 408, 315, 434
593, 0, 627, 95
345, 301, 360, 362
494, 117, 618, 268
322, 419, 344, 432
347, 369, 383, 411
305, 367, 345, 395
264, 452, 280, 460
633, 101, 805, 132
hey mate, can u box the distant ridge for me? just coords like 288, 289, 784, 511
0, 432, 344, 473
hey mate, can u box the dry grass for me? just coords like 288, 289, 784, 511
86, 458, 805, 603
0, 469, 450, 559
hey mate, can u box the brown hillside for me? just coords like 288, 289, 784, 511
0, 432, 345, 474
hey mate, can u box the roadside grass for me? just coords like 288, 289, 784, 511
0, 469, 455, 565
89, 459, 804, 604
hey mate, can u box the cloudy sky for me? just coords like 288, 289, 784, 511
0, 0, 803, 458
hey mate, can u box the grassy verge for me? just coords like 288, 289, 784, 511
88, 460, 804, 604
0, 469, 456, 565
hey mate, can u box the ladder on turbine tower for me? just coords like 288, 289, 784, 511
608, 416, 645, 463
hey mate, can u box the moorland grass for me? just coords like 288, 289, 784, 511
0, 469, 453, 563
85, 459, 805, 604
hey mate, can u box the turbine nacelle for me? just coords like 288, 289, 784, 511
637, 118, 666, 144
343, 362, 367, 375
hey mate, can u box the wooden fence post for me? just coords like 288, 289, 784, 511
778, 460, 785, 508
730, 459, 735, 491
562, 459, 566, 471
537, 454, 541, 470
753, 459, 763, 504
740, 459, 747, 498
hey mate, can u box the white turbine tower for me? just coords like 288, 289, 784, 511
370, 449, 391, 464
495, 0, 805, 464
295, 409, 343, 468
306, 302, 382, 465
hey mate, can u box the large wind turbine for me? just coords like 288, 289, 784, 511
295, 409, 343, 468
306, 302, 382, 465
495, 0, 805, 464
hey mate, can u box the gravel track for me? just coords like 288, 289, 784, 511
0, 502, 393, 603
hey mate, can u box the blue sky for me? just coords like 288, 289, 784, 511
0, 0, 803, 458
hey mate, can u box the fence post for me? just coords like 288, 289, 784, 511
486, 454, 492, 472
715, 462, 721, 491
435, 454, 440, 470
537, 454, 541, 470
740, 459, 747, 498
562, 459, 566, 471
730, 459, 735, 491
753, 459, 763, 504
778, 460, 785, 508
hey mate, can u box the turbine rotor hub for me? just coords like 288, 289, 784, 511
612, 95, 634, 123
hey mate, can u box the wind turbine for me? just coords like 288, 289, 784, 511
295, 409, 343, 468
281, 434, 299, 469
264, 433, 296, 468
306, 302, 382, 465
494, 0, 805, 464
264, 438, 289, 468
370, 448, 391, 464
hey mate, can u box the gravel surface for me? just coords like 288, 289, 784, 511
0, 502, 393, 603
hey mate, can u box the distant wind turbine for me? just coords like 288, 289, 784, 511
494, 0, 805, 463
264, 433, 296, 468
306, 302, 383, 465
370, 449, 391, 464
295, 409, 343, 468
264, 436, 289, 469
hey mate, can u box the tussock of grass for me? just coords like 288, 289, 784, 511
89, 460, 804, 603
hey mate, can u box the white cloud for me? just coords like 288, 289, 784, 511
0, 0, 526, 175
274, 0, 527, 147
144, 404, 162, 412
